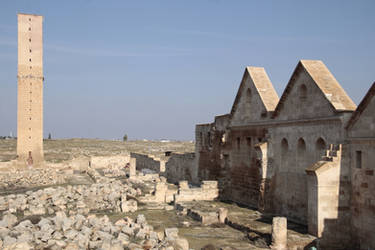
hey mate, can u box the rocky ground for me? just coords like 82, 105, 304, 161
0, 139, 315, 249
0, 168, 192, 249
0, 167, 315, 249
0, 211, 189, 249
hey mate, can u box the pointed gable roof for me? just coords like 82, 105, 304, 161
230, 67, 279, 116
272, 60, 356, 118
346, 82, 375, 130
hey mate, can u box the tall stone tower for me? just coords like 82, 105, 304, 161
17, 13, 44, 166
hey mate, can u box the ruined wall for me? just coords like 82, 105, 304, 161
130, 153, 162, 173
227, 128, 266, 208
174, 181, 219, 203
165, 153, 196, 184
195, 123, 217, 181
90, 155, 130, 169
195, 124, 212, 153
195, 117, 232, 199
17, 14, 44, 165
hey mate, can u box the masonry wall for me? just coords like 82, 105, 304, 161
230, 73, 270, 127
268, 119, 346, 224
347, 95, 375, 249
228, 127, 266, 208
349, 142, 375, 249
195, 120, 232, 199
165, 152, 196, 184
130, 153, 161, 173
17, 14, 44, 165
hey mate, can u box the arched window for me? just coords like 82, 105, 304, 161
299, 84, 307, 101
281, 138, 289, 155
316, 137, 326, 158
281, 138, 289, 166
298, 138, 306, 153
297, 138, 307, 166
316, 138, 326, 150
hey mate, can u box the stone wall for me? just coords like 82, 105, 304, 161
174, 181, 219, 203
195, 118, 232, 200
90, 155, 130, 169
228, 128, 266, 209
349, 142, 375, 249
267, 118, 347, 224
346, 84, 375, 249
165, 153, 196, 184
130, 153, 163, 173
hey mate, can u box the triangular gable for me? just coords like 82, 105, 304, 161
230, 67, 279, 126
302, 60, 356, 111
272, 60, 356, 119
346, 82, 375, 131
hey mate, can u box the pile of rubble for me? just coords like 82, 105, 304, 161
0, 169, 65, 190
0, 212, 189, 250
0, 179, 140, 217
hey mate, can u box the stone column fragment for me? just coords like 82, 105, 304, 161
129, 158, 136, 176
271, 217, 287, 250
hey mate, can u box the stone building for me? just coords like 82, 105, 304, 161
268, 60, 355, 225
17, 13, 44, 166
346, 82, 375, 249
195, 60, 375, 249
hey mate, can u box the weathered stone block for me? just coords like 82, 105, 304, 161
271, 217, 287, 250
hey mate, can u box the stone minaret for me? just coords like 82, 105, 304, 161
17, 13, 44, 166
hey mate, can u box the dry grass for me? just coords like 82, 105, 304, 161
0, 138, 194, 163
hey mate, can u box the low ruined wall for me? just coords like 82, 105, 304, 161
139, 181, 178, 204
165, 153, 196, 184
130, 153, 162, 173
90, 155, 130, 169
174, 181, 218, 203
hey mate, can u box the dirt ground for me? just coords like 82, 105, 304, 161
0, 138, 194, 163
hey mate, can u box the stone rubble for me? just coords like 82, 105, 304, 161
0, 178, 139, 217
0, 212, 189, 250
0, 169, 65, 190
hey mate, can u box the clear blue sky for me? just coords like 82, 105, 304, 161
0, 1, 374, 140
